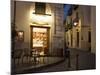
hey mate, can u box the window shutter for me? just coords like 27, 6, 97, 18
35, 3, 46, 14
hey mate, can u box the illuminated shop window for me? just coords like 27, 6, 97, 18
32, 28, 47, 47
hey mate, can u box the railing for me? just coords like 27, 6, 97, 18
12, 49, 64, 68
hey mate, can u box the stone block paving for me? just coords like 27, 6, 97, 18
11, 57, 64, 74
69, 48, 96, 70
11, 48, 96, 74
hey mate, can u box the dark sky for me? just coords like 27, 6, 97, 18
64, 4, 71, 20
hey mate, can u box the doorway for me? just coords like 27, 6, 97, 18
30, 26, 50, 55
88, 31, 91, 51
77, 32, 79, 47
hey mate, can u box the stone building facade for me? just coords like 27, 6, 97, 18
11, 1, 64, 56
65, 5, 96, 53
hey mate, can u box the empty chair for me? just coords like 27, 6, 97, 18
12, 49, 22, 65
22, 48, 30, 63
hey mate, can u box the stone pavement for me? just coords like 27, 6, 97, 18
11, 57, 64, 74
24, 48, 96, 73
11, 48, 96, 74
68, 48, 96, 70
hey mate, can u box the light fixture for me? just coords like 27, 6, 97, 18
73, 12, 79, 27
17, 31, 24, 41
32, 13, 52, 25
73, 21, 78, 26
73, 17, 79, 26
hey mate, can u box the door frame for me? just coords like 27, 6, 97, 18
30, 25, 50, 51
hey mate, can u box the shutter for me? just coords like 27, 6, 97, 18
35, 3, 46, 14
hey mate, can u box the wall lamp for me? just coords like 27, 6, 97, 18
73, 17, 79, 26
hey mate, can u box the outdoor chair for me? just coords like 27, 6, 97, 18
12, 49, 23, 65
22, 48, 30, 63
31, 50, 40, 64
22, 48, 39, 64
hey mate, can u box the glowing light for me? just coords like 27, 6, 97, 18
74, 22, 78, 26
32, 14, 51, 24
18, 32, 23, 36
33, 28, 47, 33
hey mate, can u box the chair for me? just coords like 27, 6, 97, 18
22, 48, 30, 63
12, 49, 22, 65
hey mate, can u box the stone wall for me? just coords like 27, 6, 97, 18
50, 4, 64, 56
66, 5, 94, 52
12, 1, 64, 56
91, 6, 96, 53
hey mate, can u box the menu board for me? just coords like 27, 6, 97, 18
32, 28, 47, 47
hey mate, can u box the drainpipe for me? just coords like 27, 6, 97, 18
63, 20, 66, 58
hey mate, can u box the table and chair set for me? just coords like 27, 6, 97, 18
12, 48, 46, 66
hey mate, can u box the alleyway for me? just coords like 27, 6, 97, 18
13, 48, 96, 74
11, 2, 96, 75
31, 49, 96, 73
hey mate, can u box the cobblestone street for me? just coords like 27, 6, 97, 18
12, 48, 96, 74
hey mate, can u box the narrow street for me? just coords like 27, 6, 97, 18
35, 49, 96, 73
33, 59, 69, 73
11, 2, 96, 74
15, 48, 95, 74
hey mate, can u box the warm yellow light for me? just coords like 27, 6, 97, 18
18, 32, 23, 36
74, 22, 78, 26
32, 14, 51, 24
33, 28, 47, 33
32, 27, 47, 47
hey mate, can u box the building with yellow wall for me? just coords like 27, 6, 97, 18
65, 5, 96, 53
